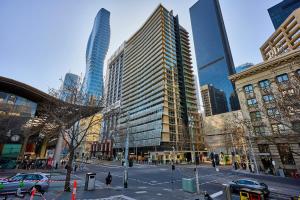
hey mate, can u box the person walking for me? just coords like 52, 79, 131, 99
105, 172, 112, 187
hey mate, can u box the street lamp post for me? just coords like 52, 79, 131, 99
188, 116, 200, 194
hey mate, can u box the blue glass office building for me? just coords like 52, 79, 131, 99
60, 73, 80, 102
235, 63, 254, 73
268, 0, 300, 29
190, 0, 237, 112
83, 8, 110, 99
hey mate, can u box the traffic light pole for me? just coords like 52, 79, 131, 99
124, 113, 130, 188
189, 117, 200, 194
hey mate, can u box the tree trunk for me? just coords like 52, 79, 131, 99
64, 148, 74, 192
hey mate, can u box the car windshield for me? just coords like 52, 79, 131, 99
9, 175, 24, 181
25, 174, 42, 180
237, 180, 257, 185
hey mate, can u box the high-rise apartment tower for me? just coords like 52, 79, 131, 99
83, 8, 110, 100
114, 5, 202, 155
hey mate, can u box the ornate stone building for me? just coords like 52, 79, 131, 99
230, 49, 300, 176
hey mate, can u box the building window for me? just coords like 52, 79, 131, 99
267, 107, 280, 117
250, 111, 261, 121
272, 124, 288, 134
276, 73, 289, 83
259, 80, 271, 89
262, 94, 274, 103
254, 126, 266, 135
244, 84, 254, 94
258, 144, 270, 153
292, 121, 300, 132
277, 144, 295, 165
247, 98, 257, 106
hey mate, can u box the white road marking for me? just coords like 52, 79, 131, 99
99, 195, 137, 200
157, 193, 162, 196
135, 191, 147, 194
210, 191, 223, 198
200, 180, 217, 185
159, 168, 168, 171
138, 186, 147, 189
163, 188, 172, 192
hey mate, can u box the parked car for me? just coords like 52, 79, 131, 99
229, 178, 270, 197
0, 159, 16, 169
0, 172, 49, 195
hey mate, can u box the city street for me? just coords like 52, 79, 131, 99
2, 162, 298, 200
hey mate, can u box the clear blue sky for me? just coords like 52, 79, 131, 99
0, 0, 281, 92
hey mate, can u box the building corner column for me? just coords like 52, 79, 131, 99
53, 132, 64, 167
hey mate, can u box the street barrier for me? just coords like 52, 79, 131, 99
239, 188, 265, 200
72, 180, 77, 200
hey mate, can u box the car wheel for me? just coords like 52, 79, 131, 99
264, 193, 270, 199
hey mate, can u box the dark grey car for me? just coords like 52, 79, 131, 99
229, 179, 270, 197
0, 173, 49, 195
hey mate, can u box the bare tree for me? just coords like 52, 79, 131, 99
240, 72, 300, 157
259, 72, 300, 134
222, 116, 247, 154
41, 77, 103, 191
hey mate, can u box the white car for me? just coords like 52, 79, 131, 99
0, 172, 49, 195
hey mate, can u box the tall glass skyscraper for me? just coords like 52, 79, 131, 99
83, 8, 110, 100
190, 0, 238, 113
268, 0, 300, 29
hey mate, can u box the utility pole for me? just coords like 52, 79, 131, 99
189, 116, 200, 194
124, 112, 130, 188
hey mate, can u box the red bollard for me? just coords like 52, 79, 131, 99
72, 180, 77, 200
30, 187, 36, 200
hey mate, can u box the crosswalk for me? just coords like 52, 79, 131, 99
80, 195, 137, 200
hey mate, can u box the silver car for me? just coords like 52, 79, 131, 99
0, 172, 49, 195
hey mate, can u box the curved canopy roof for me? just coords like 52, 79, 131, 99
0, 76, 103, 139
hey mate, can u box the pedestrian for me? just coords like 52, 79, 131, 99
74, 164, 78, 172
105, 172, 112, 187
65, 164, 69, 171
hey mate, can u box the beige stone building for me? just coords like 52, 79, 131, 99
203, 110, 246, 156
260, 8, 300, 61
229, 49, 300, 176
77, 113, 102, 158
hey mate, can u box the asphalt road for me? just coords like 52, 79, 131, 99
1, 162, 299, 200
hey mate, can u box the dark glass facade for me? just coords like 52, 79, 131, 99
268, 0, 300, 29
190, 0, 237, 112
60, 73, 80, 102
